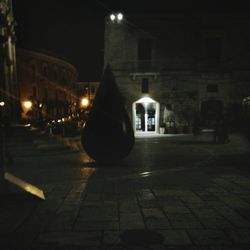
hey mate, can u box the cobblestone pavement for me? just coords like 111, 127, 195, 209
1, 128, 250, 250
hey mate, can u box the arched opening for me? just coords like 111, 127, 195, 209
132, 97, 160, 134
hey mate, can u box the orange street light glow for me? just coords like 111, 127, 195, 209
81, 98, 89, 108
23, 100, 32, 109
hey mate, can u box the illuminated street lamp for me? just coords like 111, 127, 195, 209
117, 13, 123, 21
110, 14, 116, 21
109, 12, 124, 23
22, 100, 33, 120
80, 97, 89, 108
23, 100, 32, 110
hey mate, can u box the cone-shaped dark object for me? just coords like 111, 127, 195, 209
81, 65, 134, 163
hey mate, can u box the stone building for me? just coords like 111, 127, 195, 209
0, 0, 20, 120
104, 9, 250, 134
16, 49, 78, 121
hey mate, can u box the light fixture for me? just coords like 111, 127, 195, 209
117, 13, 123, 21
80, 97, 89, 108
109, 12, 124, 23
0, 101, 5, 107
137, 97, 156, 103
23, 100, 32, 109
110, 14, 116, 21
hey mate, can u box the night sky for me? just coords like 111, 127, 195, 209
13, 0, 249, 81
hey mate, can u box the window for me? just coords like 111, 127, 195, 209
53, 69, 57, 80
205, 37, 221, 63
141, 78, 149, 93
61, 70, 68, 85
62, 77, 68, 85
137, 38, 152, 70
83, 87, 88, 95
31, 65, 36, 80
44, 88, 48, 100
32, 86, 37, 98
138, 38, 152, 60
43, 65, 48, 76
206, 84, 218, 92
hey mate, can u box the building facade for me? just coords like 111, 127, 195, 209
16, 49, 78, 121
104, 10, 250, 134
0, 0, 20, 120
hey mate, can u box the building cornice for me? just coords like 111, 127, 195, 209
17, 48, 78, 75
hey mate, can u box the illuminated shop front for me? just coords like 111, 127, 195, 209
132, 97, 160, 134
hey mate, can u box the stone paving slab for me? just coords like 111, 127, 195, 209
2, 130, 250, 249
37, 231, 102, 246
157, 230, 193, 245
188, 229, 233, 245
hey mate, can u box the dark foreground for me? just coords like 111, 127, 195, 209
1, 127, 250, 250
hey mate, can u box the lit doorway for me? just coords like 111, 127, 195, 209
132, 97, 160, 133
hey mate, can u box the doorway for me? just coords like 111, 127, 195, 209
133, 97, 159, 133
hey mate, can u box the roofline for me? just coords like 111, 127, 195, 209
17, 48, 78, 75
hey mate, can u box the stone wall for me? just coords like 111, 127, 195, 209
104, 11, 250, 129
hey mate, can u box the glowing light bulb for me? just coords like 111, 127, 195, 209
81, 98, 89, 108
117, 13, 123, 21
23, 101, 32, 109
110, 14, 116, 21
